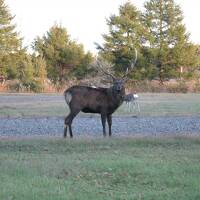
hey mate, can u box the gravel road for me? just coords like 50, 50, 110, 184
0, 116, 200, 137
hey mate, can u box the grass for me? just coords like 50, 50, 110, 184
136, 93, 200, 116
0, 137, 200, 200
1, 93, 200, 199
0, 93, 200, 117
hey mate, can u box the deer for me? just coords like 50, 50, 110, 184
124, 92, 140, 113
63, 49, 137, 138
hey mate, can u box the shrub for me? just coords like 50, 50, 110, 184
6, 80, 44, 93
193, 81, 200, 93
167, 81, 188, 93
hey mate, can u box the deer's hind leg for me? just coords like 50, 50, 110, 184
101, 113, 107, 137
107, 114, 112, 137
64, 109, 80, 138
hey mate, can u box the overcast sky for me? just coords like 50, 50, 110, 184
5, 0, 200, 53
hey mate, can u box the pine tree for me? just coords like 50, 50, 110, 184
33, 24, 93, 83
0, 0, 22, 77
33, 55, 47, 84
143, 0, 198, 81
98, 2, 146, 75
18, 55, 34, 85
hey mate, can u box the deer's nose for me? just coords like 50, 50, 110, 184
117, 86, 122, 91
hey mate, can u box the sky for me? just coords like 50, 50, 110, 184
5, 0, 200, 54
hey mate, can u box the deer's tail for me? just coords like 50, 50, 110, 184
64, 90, 72, 105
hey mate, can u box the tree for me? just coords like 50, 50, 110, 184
17, 54, 34, 86
143, 0, 199, 82
33, 24, 93, 84
33, 55, 47, 84
175, 43, 200, 79
71, 51, 93, 79
5, 48, 27, 79
0, 0, 22, 78
97, 2, 146, 77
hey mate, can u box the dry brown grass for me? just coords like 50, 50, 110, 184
1, 79, 200, 93
126, 79, 200, 93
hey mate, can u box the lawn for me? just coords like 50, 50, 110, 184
0, 93, 200, 117
0, 93, 200, 199
0, 137, 200, 200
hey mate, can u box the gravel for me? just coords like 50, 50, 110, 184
0, 116, 200, 137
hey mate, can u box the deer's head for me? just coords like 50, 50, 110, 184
95, 48, 137, 95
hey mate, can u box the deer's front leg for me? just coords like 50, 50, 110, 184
107, 114, 112, 137
101, 113, 106, 137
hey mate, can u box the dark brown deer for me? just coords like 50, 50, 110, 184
63, 49, 137, 138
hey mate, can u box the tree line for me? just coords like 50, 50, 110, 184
0, 0, 199, 91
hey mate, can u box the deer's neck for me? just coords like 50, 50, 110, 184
108, 88, 125, 104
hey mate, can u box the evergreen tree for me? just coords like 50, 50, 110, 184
5, 49, 26, 79
97, 2, 146, 76
33, 24, 93, 84
176, 43, 200, 79
33, 55, 47, 84
0, 0, 22, 77
71, 51, 93, 79
143, 0, 199, 81
18, 54, 34, 85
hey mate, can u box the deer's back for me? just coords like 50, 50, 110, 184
64, 85, 121, 114
64, 86, 109, 111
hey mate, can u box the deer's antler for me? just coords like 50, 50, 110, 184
95, 58, 116, 81
122, 48, 137, 81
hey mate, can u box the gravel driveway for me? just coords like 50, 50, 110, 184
1, 116, 200, 137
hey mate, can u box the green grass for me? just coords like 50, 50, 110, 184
137, 93, 200, 116
1, 137, 200, 200
0, 93, 200, 117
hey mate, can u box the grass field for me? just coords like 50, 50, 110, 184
0, 137, 200, 200
1, 93, 200, 199
0, 93, 200, 117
